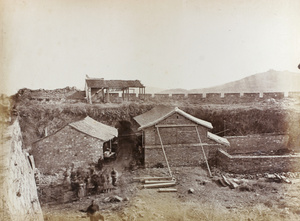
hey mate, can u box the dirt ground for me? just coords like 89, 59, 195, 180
42, 166, 300, 221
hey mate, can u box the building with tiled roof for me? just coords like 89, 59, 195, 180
32, 117, 117, 174
134, 106, 230, 168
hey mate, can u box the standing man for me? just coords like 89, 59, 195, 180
111, 168, 118, 186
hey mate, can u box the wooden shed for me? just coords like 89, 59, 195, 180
134, 106, 230, 168
32, 116, 118, 174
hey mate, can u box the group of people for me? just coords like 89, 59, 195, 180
63, 164, 119, 200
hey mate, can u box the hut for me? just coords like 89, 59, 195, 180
32, 116, 118, 174
133, 106, 230, 168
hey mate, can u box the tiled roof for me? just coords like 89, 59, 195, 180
134, 106, 213, 130
86, 79, 144, 89
207, 132, 230, 146
69, 116, 118, 141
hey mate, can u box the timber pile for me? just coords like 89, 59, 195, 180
265, 173, 292, 184
133, 176, 177, 192
218, 175, 239, 189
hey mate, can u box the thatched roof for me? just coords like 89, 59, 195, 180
134, 106, 213, 130
69, 116, 118, 142
86, 79, 144, 89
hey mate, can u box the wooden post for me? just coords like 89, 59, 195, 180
156, 127, 173, 178
195, 126, 212, 177
88, 88, 92, 104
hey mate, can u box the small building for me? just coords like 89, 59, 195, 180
85, 77, 145, 104
133, 106, 229, 168
32, 116, 118, 174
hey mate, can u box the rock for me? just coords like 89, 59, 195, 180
188, 188, 194, 194
110, 195, 123, 202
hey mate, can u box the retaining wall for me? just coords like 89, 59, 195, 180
0, 120, 44, 221
217, 149, 300, 174
225, 134, 289, 155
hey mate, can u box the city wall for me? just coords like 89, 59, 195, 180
102, 91, 299, 103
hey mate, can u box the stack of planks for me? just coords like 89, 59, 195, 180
133, 176, 177, 192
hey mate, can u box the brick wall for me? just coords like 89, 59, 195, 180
187, 94, 203, 104
172, 94, 186, 100
139, 93, 152, 101
145, 144, 221, 167
217, 149, 300, 174
143, 112, 220, 167
153, 94, 171, 102
241, 93, 260, 102
32, 126, 104, 174
263, 92, 284, 100
224, 93, 241, 104
225, 134, 289, 155
206, 93, 223, 103
144, 113, 210, 146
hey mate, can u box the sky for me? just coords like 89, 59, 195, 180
1, 0, 300, 95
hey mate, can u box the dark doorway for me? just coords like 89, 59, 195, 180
115, 121, 142, 168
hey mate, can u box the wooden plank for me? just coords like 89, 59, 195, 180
155, 124, 197, 128
144, 180, 174, 184
143, 182, 176, 189
133, 177, 173, 182
158, 188, 177, 192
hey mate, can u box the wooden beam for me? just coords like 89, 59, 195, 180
144, 180, 174, 184
157, 127, 173, 178
158, 188, 177, 192
195, 126, 212, 177
155, 124, 197, 128
143, 182, 176, 189
133, 176, 173, 182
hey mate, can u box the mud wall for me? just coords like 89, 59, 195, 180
0, 120, 43, 221
217, 149, 300, 174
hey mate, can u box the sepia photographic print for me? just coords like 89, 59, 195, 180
1, 0, 300, 220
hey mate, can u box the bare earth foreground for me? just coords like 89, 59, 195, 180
42, 166, 300, 221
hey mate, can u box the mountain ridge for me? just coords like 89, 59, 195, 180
159, 70, 300, 94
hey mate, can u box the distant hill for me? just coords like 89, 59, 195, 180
159, 88, 189, 95
156, 70, 300, 94
190, 70, 300, 93
144, 86, 166, 94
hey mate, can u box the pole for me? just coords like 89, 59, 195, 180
156, 127, 173, 178
195, 126, 212, 177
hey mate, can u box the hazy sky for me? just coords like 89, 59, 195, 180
1, 0, 300, 95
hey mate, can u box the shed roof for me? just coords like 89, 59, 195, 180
69, 116, 118, 142
134, 106, 213, 130
86, 78, 144, 89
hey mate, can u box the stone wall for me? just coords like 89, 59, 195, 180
32, 125, 103, 174
0, 120, 43, 221
217, 149, 300, 174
